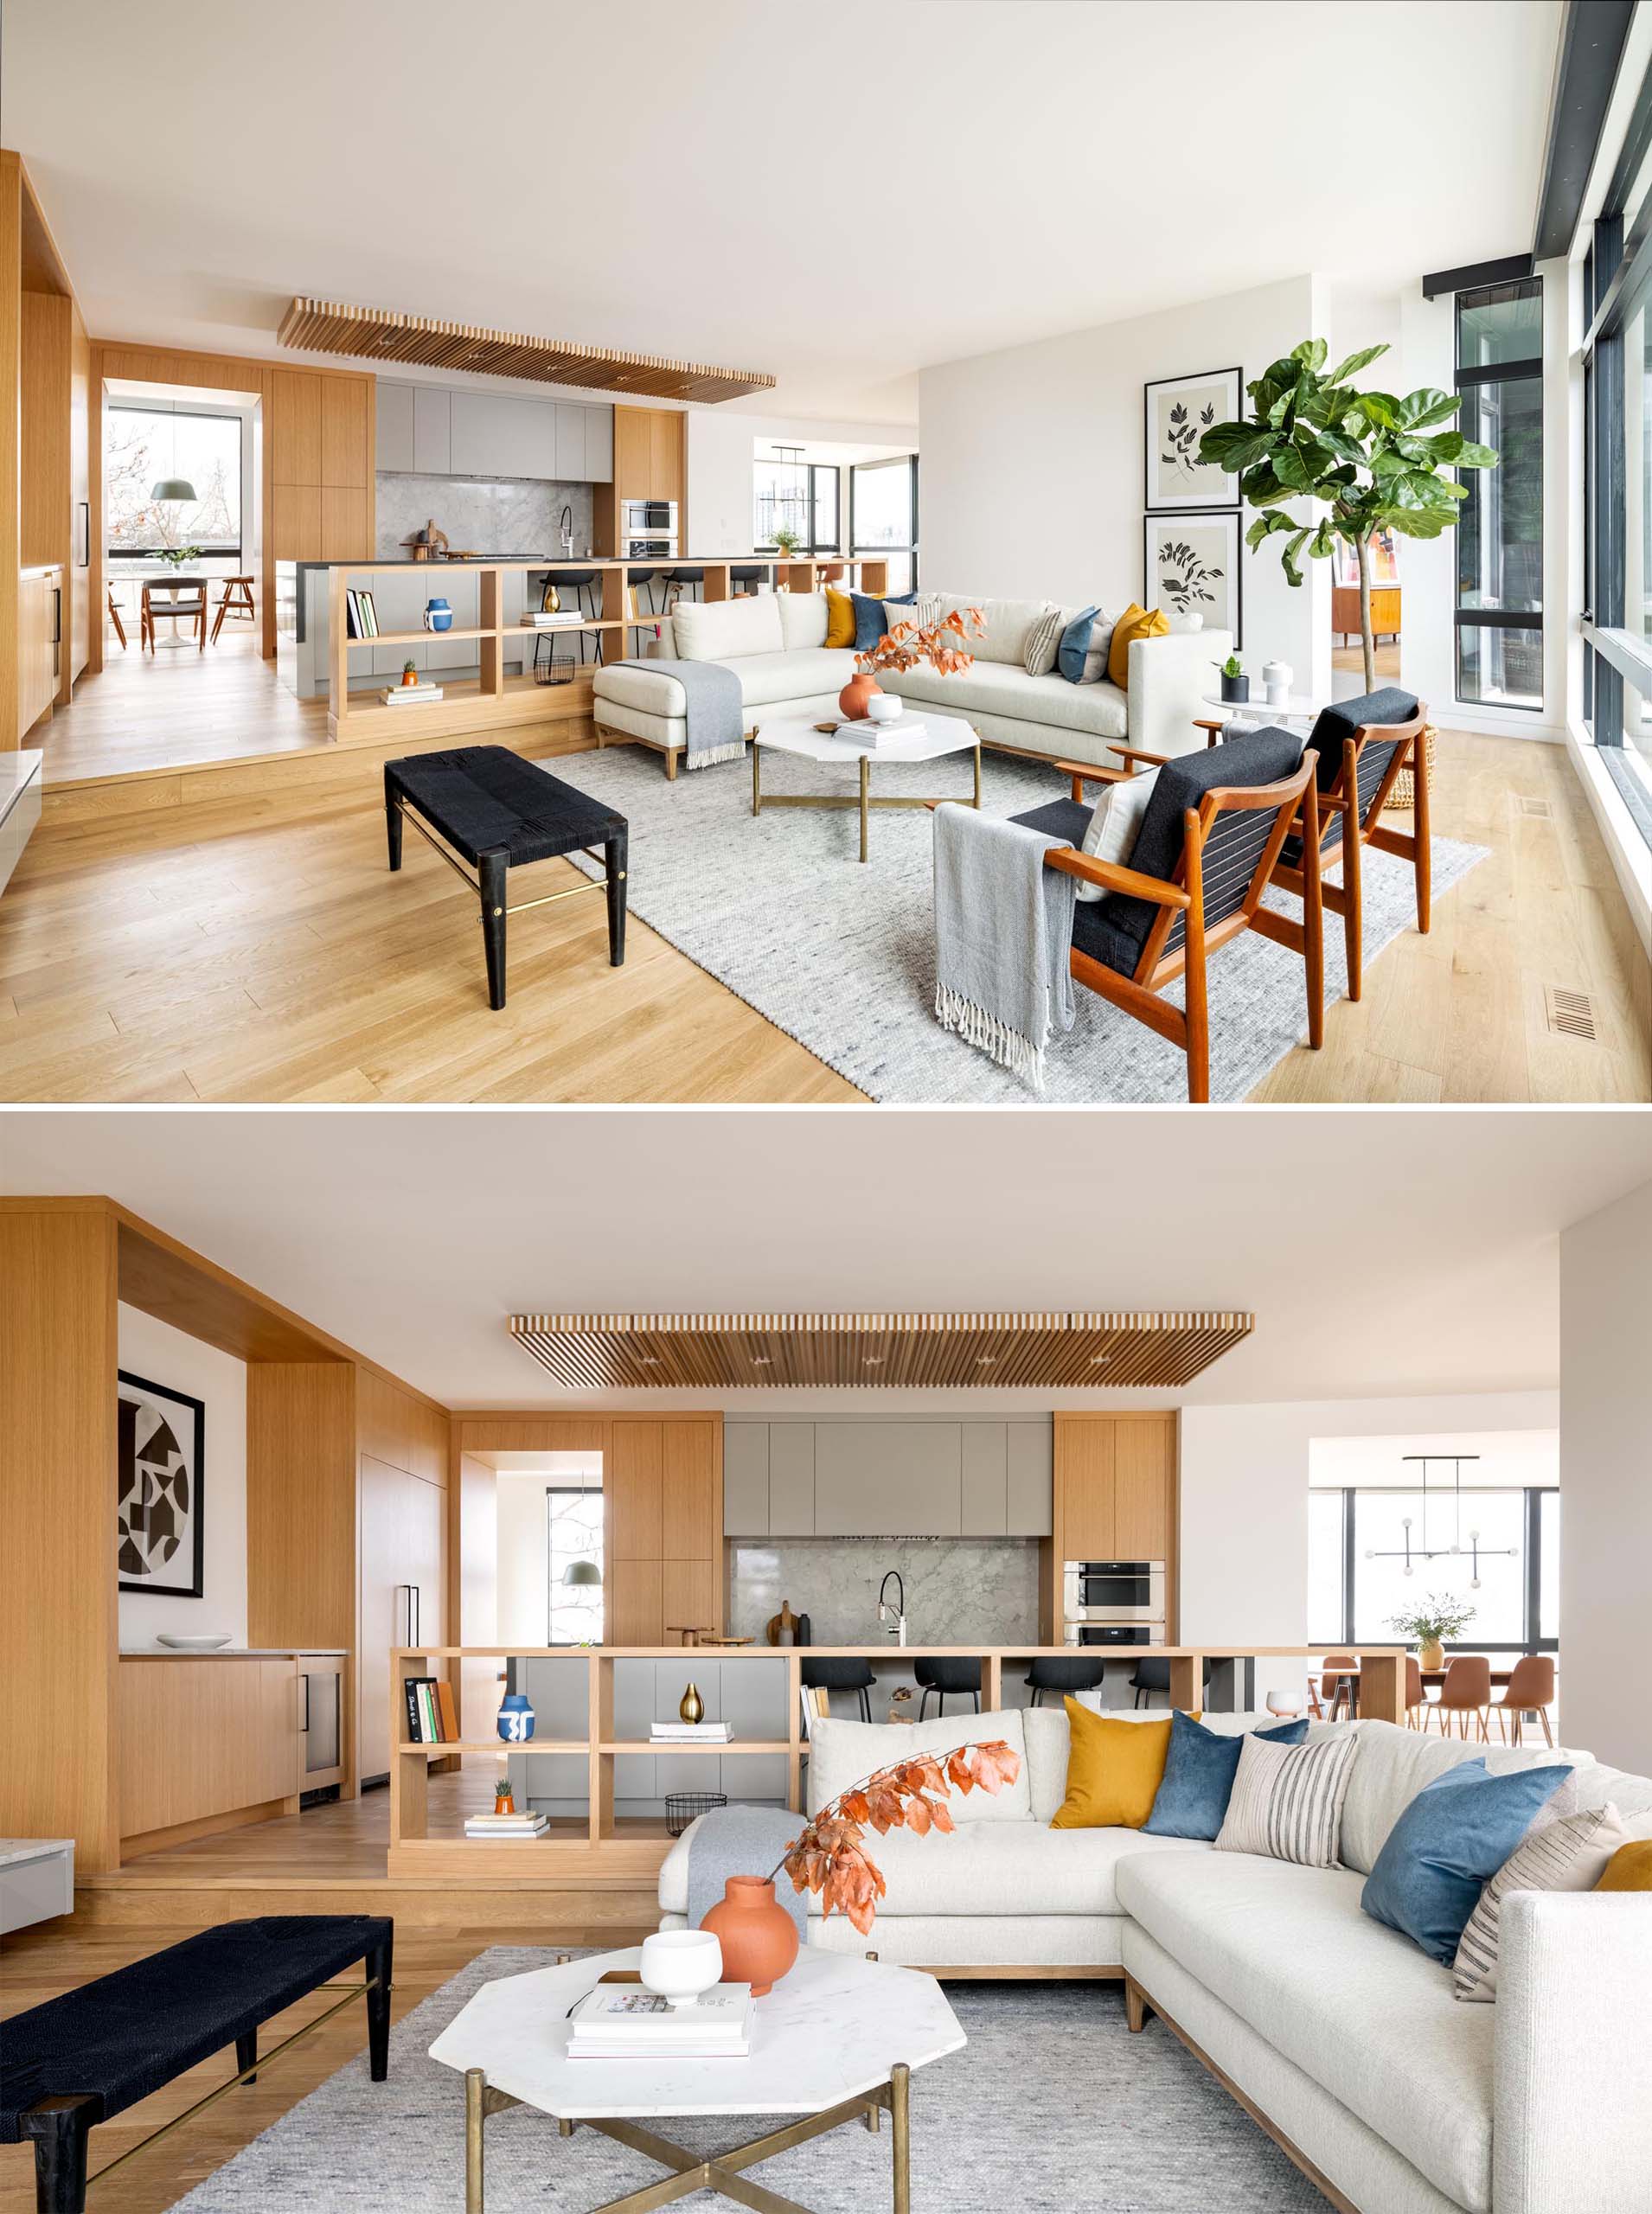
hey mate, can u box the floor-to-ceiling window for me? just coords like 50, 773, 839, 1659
106, 403, 243, 560
851, 456, 918, 593
1455, 279, 1543, 711
1309, 1481, 1559, 1656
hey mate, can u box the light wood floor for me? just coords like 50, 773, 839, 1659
1, 1781, 656, 2214
3, 715, 1647, 1102
41, 628, 327, 784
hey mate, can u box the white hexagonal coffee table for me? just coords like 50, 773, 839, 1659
429, 1943, 964, 2213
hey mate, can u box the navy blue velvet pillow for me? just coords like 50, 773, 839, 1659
1361, 1757, 1573, 1966
850, 592, 890, 652
1143, 1712, 1309, 1840
1056, 605, 1099, 684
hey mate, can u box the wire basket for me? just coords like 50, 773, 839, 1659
665, 1790, 727, 1838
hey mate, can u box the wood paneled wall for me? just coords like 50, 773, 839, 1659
0, 1204, 121, 1870
247, 1363, 358, 1650
1, 153, 22, 748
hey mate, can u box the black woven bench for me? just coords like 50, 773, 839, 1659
0, 1914, 392, 2213
385, 745, 628, 1008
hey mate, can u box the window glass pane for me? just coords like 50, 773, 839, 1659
1538, 1492, 1559, 1641
812, 469, 839, 550
106, 407, 241, 556
547, 1488, 603, 1645
1457, 379, 1542, 614
1308, 1491, 1346, 1643
853, 460, 914, 550
754, 458, 809, 547
1457, 623, 1543, 708
1351, 1488, 1525, 1645
1457, 284, 1542, 368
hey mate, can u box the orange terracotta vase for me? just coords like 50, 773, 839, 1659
837, 669, 882, 722
701, 1875, 798, 1997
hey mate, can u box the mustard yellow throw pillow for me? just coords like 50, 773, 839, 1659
823, 586, 856, 649
1107, 601, 1170, 688
1596, 1840, 1652, 1891
1050, 1699, 1192, 1829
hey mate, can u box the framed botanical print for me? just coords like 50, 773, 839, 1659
1144, 367, 1243, 509
117, 1370, 206, 1597
1146, 512, 1242, 649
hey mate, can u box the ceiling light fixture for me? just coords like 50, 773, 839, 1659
1365, 1454, 1517, 1586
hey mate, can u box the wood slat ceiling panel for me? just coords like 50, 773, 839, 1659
507, 1312, 1252, 1390
277, 298, 776, 405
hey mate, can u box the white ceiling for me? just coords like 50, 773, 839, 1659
2, 0, 1558, 425
3, 1110, 1644, 1409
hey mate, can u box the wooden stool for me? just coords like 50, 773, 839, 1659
209, 573, 256, 643
142, 583, 207, 652
106, 585, 128, 650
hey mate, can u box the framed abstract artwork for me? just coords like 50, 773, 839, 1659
1146, 512, 1242, 649
117, 1370, 206, 1597
1144, 367, 1243, 509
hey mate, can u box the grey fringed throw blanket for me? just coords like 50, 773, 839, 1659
685, 1804, 809, 1938
618, 655, 745, 769
932, 803, 1078, 1091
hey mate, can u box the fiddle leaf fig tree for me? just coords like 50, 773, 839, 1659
1197, 339, 1500, 690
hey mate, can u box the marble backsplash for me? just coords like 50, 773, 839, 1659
375, 472, 595, 558
727, 1538, 1041, 1647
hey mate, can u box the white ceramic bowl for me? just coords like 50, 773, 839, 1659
639, 1928, 723, 2009
157, 1633, 234, 1651
866, 694, 903, 725
1265, 1690, 1305, 1718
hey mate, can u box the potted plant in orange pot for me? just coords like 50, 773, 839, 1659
701, 1737, 1021, 1993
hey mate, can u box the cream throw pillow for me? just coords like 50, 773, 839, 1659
1023, 606, 1065, 677
1214, 1731, 1360, 1869
1074, 768, 1159, 905
1452, 1802, 1629, 2001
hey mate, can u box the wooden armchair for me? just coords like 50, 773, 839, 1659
1009, 726, 1323, 1103
1268, 688, 1431, 1000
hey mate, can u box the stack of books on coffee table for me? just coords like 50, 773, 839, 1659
567, 1982, 754, 2060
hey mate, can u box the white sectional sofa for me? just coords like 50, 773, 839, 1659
657, 1707, 1652, 2214
592, 591, 1227, 779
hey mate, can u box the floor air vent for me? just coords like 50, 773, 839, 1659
1519, 795, 1553, 818
1545, 986, 1598, 1041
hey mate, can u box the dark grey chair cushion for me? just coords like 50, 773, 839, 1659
1105, 726, 1303, 954
1280, 687, 1419, 866
1010, 796, 1091, 846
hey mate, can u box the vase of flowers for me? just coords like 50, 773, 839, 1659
157, 544, 202, 570
772, 526, 804, 559
1387, 1595, 1477, 1673
842, 604, 985, 722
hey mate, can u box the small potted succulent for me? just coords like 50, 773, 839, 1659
401, 658, 419, 688
1214, 650, 1249, 704
1387, 1594, 1477, 1673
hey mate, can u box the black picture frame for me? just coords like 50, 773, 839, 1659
1145, 511, 1243, 652
1143, 367, 1244, 511
117, 1369, 206, 1598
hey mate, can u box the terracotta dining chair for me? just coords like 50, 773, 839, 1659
1435, 1654, 1492, 1740
1314, 1653, 1358, 1721
1405, 1656, 1426, 1731
1494, 1654, 1556, 1746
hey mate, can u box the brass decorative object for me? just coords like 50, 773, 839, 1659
278, 295, 775, 405
507, 1310, 1255, 1390
678, 1682, 704, 1724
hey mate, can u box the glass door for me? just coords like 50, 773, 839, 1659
851, 458, 918, 593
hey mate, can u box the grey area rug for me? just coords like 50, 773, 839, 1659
172, 1945, 1325, 2212
560, 744, 1485, 1101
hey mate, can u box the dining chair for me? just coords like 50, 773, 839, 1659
209, 573, 256, 643
1493, 1654, 1556, 1746
1314, 1653, 1358, 1722
1435, 1654, 1492, 1740
142, 581, 207, 653
106, 585, 128, 651
1009, 726, 1323, 1104
1405, 1656, 1426, 1731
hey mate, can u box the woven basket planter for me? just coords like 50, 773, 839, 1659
1385, 724, 1437, 810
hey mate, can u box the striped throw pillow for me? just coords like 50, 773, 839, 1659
1024, 606, 1065, 677
1214, 1730, 1359, 1869
1452, 1802, 1629, 2001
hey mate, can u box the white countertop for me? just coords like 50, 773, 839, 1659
0, 749, 42, 826
0, 1839, 74, 1867
119, 1647, 348, 1658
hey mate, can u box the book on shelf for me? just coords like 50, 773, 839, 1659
378, 684, 445, 706
345, 587, 379, 639
520, 611, 588, 627
650, 1721, 732, 1740
402, 1674, 454, 1744
435, 1680, 459, 1740
799, 1685, 829, 1738
464, 1816, 547, 1837
567, 1981, 752, 2059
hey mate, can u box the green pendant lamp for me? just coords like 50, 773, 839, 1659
561, 1558, 603, 1588
150, 477, 197, 502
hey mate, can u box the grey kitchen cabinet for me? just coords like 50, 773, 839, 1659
722, 1424, 770, 1535
451, 391, 558, 481
584, 405, 613, 483
554, 404, 586, 482
413, 386, 451, 474
376, 381, 416, 472
961, 1423, 1008, 1535
515, 398, 559, 479
813, 1423, 962, 1537
1007, 1421, 1054, 1536
767, 1424, 816, 1535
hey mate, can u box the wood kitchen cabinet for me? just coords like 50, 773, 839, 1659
117, 1657, 304, 1852
1056, 1415, 1117, 1559
1053, 1414, 1178, 1625
607, 1418, 722, 1641
271, 365, 374, 559
358, 1450, 446, 1781
17, 568, 60, 737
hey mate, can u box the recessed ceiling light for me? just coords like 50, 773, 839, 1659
863, 1355, 883, 1367
752, 1355, 772, 1366
637, 1356, 660, 1367
1090, 1354, 1111, 1366
977, 1355, 996, 1366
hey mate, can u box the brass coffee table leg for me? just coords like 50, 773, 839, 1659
890, 2062, 910, 2214
465, 2068, 485, 2214
752, 742, 762, 816
972, 741, 982, 808
860, 755, 869, 862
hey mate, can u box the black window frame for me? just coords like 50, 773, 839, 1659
1452, 278, 1544, 713
753, 457, 842, 556
848, 455, 919, 592
105, 401, 246, 562
1312, 1485, 1559, 1656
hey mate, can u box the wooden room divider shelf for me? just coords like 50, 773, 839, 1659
386, 1644, 1406, 1882
326, 556, 891, 744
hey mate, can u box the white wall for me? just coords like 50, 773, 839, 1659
116, 1304, 247, 1649
1559, 1176, 1652, 1772
1179, 1390, 1560, 1705
918, 274, 1334, 700
1399, 257, 1568, 743
688, 409, 917, 554
496, 1471, 550, 1647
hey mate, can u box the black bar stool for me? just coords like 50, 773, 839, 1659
800, 1658, 875, 1722
1024, 1655, 1108, 1707
915, 1657, 981, 1719
662, 566, 705, 609
729, 564, 768, 598
534, 568, 605, 671
1130, 1656, 1213, 1708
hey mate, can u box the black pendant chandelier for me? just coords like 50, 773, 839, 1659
1364, 1454, 1519, 1586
